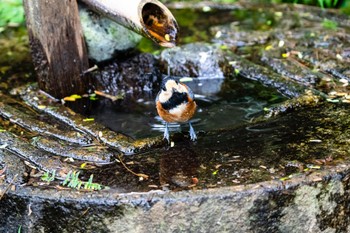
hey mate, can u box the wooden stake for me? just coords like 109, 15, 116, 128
23, 0, 91, 99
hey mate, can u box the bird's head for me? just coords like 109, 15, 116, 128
157, 77, 189, 103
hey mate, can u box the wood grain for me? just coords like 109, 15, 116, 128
23, 0, 91, 99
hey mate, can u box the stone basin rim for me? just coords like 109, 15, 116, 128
1, 161, 348, 205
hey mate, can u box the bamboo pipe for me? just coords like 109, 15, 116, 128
80, 0, 179, 47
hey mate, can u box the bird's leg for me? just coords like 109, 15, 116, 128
163, 122, 170, 142
188, 122, 197, 141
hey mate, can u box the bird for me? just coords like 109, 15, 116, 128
156, 77, 197, 142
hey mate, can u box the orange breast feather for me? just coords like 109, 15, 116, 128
157, 97, 196, 123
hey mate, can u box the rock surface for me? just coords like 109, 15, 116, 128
1, 1, 350, 232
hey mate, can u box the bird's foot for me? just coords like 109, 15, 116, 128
189, 122, 197, 141
163, 123, 170, 143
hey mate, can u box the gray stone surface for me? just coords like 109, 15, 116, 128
1, 164, 350, 232
160, 42, 225, 78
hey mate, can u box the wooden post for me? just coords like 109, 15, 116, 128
23, 0, 91, 99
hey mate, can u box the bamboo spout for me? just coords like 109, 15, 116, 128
80, 0, 179, 47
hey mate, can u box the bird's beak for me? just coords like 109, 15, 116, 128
80, 0, 179, 48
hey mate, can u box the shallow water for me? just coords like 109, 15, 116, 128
85, 7, 286, 140
88, 76, 284, 139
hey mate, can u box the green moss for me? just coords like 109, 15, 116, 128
322, 19, 338, 30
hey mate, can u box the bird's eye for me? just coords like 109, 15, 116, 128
162, 87, 167, 91
175, 80, 179, 85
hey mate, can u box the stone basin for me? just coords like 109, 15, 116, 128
1, 1, 350, 232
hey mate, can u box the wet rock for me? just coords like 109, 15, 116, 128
159, 42, 225, 78
0, 131, 79, 181
17, 85, 160, 154
222, 52, 306, 98
94, 53, 162, 97
0, 96, 93, 146
33, 137, 114, 164
0, 150, 27, 184
210, 24, 270, 48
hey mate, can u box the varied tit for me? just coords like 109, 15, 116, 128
156, 77, 197, 142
